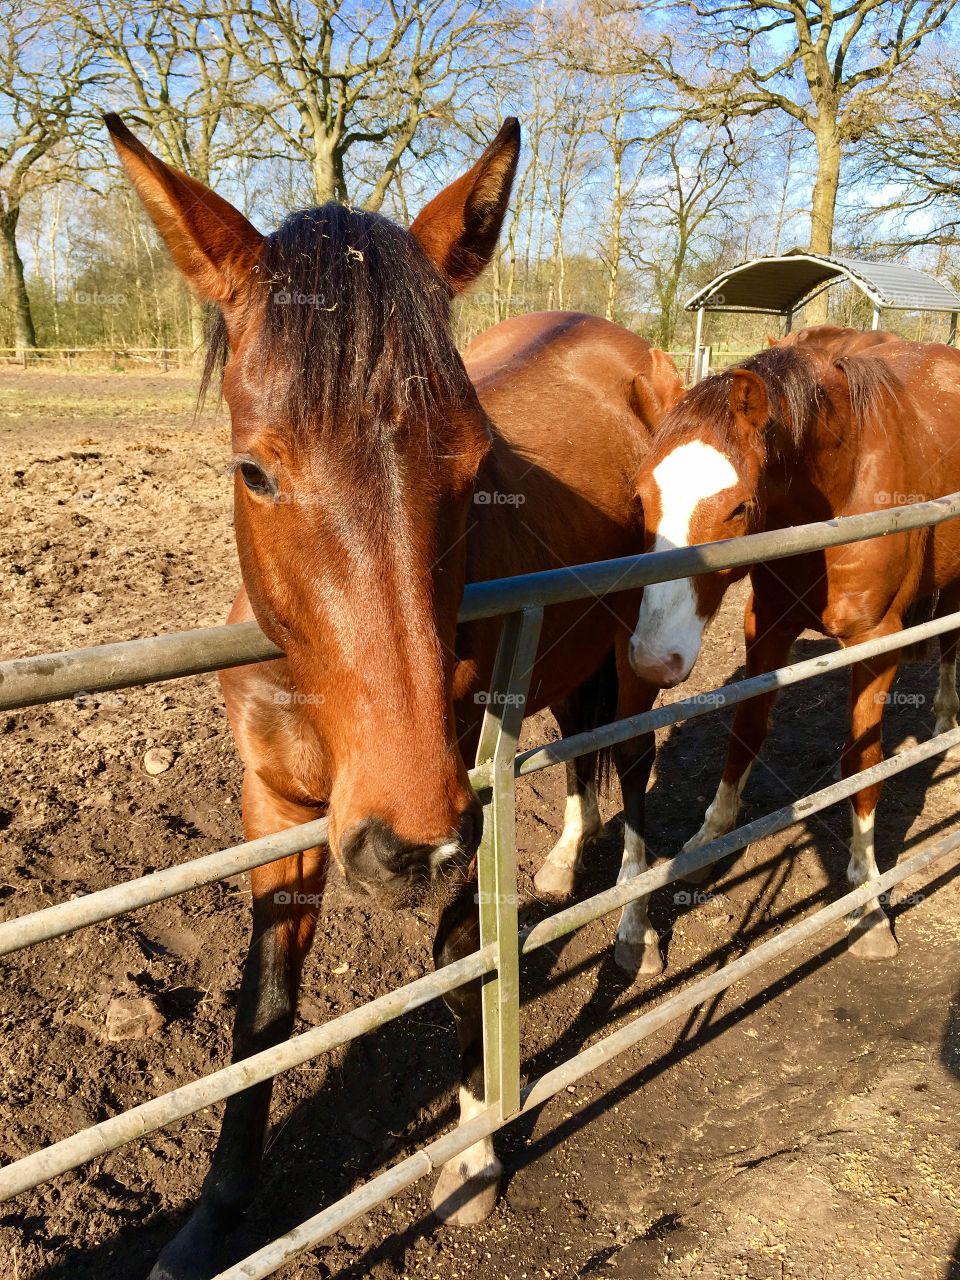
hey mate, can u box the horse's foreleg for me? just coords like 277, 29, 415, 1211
843, 651, 900, 960
611, 641, 663, 977
613, 728, 663, 977
534, 673, 616, 901
431, 885, 502, 1227
933, 627, 960, 736
684, 594, 799, 863
149, 774, 327, 1280
533, 754, 601, 900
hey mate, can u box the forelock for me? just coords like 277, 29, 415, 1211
200, 202, 473, 453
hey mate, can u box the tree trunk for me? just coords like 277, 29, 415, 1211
49, 189, 63, 345
606, 147, 622, 322
491, 251, 503, 325
807, 119, 842, 322
189, 295, 206, 366
658, 287, 674, 351
312, 141, 339, 206
810, 128, 841, 253
605, 89, 625, 323
0, 206, 37, 354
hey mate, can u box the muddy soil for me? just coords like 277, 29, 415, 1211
0, 370, 957, 1280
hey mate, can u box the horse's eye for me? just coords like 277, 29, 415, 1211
238, 461, 275, 497
730, 502, 748, 521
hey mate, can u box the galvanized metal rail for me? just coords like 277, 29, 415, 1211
2, 493, 958, 710
1, 495, 960, 1278
211, 822, 960, 1280
3, 608, 960, 961
1, 718, 957, 1205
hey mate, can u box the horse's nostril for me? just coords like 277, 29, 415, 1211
342, 817, 448, 879
341, 818, 383, 879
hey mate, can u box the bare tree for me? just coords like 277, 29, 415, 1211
626, 118, 747, 347
630, 0, 955, 283
215, 0, 509, 210
67, 0, 254, 351
75, 1, 245, 183
0, 1, 97, 353
859, 43, 960, 248
538, 76, 600, 311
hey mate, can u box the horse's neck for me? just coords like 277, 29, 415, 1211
464, 439, 519, 584
762, 430, 861, 525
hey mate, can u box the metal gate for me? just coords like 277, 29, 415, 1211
2, 495, 960, 1280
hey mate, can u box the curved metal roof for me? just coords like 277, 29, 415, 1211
685, 252, 960, 315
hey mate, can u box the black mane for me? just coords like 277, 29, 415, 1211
201, 203, 470, 444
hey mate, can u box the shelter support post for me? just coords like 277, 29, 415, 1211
692, 306, 704, 384
872, 304, 881, 331
950, 312, 958, 346
784, 310, 793, 335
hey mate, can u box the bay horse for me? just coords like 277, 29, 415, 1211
627, 333, 960, 962
104, 114, 679, 1279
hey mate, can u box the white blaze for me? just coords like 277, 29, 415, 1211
630, 441, 738, 683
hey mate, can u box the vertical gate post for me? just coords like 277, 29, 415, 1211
474, 606, 543, 1120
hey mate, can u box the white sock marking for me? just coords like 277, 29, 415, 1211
450, 1086, 501, 1182
541, 781, 600, 873
703, 771, 750, 838
847, 803, 885, 924
616, 830, 655, 946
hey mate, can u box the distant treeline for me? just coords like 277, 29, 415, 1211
3, 0, 960, 359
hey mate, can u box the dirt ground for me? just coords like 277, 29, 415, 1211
0, 368, 957, 1280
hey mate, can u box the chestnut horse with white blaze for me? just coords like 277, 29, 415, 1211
105, 113, 680, 1280
629, 333, 960, 960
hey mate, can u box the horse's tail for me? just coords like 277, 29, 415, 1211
565, 649, 620, 797
901, 591, 940, 663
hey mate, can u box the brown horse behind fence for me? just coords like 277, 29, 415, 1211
770, 322, 900, 356
629, 330, 960, 960
105, 114, 680, 1279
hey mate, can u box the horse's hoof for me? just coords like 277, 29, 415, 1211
431, 1161, 501, 1226
614, 932, 664, 978
533, 860, 577, 901
680, 828, 725, 879
847, 910, 899, 960
677, 841, 716, 886
679, 859, 713, 887
147, 1207, 228, 1280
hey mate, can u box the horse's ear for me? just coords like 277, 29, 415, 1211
729, 369, 769, 431
650, 349, 684, 412
767, 335, 777, 347
410, 118, 520, 294
104, 113, 264, 318
631, 349, 684, 428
